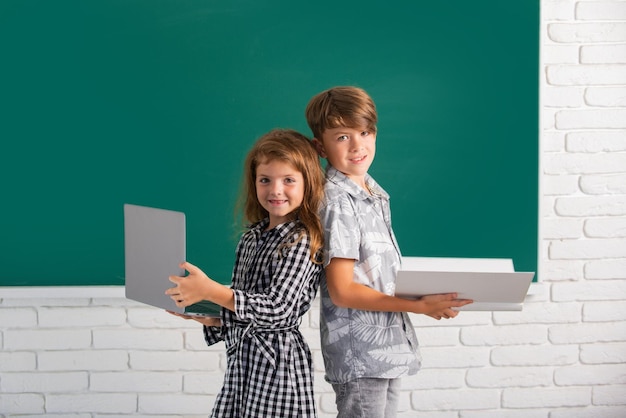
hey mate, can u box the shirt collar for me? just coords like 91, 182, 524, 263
326, 165, 389, 200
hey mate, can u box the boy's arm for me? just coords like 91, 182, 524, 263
325, 257, 472, 318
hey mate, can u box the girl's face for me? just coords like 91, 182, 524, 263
255, 159, 305, 230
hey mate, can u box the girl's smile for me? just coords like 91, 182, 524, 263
255, 159, 305, 229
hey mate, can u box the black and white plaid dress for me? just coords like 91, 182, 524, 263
204, 218, 321, 417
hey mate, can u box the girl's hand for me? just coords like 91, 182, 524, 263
166, 310, 222, 326
165, 261, 211, 307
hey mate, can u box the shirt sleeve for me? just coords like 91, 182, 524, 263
233, 233, 321, 327
320, 192, 361, 267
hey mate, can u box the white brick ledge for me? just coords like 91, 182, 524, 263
0, 286, 126, 298
1, 283, 545, 299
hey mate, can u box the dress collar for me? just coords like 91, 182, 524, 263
249, 218, 299, 237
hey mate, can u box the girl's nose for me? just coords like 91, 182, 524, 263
270, 182, 283, 195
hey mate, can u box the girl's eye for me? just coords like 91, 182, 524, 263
258, 178, 270, 184
284, 177, 296, 184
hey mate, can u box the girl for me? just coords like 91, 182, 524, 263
166, 128, 325, 418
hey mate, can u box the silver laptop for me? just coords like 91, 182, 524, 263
124, 204, 221, 317
395, 257, 535, 311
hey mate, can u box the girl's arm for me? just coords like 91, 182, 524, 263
325, 257, 472, 319
233, 235, 319, 326
166, 237, 317, 325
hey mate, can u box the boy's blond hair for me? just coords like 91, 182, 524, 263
305, 86, 378, 140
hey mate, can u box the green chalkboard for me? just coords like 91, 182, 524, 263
0, 1, 539, 286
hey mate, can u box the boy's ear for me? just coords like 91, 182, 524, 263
312, 138, 327, 158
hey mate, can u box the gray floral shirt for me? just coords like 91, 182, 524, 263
319, 166, 421, 384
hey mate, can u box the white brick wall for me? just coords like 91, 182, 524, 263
2, 1, 625, 416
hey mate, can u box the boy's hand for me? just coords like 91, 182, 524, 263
416, 293, 473, 320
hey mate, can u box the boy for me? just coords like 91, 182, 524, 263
305, 86, 472, 417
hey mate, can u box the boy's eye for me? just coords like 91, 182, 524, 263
337, 135, 349, 141
362, 131, 370, 137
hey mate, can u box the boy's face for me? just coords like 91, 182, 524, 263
255, 159, 305, 229
314, 126, 376, 184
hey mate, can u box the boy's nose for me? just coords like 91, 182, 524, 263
351, 137, 364, 151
